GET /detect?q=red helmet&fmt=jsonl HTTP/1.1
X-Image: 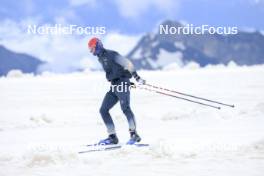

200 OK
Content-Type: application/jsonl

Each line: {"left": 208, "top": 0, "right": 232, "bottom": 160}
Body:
{"left": 88, "top": 37, "right": 103, "bottom": 55}
{"left": 88, "top": 37, "right": 100, "bottom": 49}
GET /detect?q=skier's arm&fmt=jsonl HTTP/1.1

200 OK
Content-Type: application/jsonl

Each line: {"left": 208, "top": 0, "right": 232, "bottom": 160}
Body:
{"left": 114, "top": 55, "right": 136, "bottom": 73}
{"left": 114, "top": 55, "right": 146, "bottom": 84}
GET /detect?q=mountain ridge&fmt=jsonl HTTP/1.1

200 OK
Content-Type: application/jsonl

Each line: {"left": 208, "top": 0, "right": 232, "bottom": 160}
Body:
{"left": 127, "top": 20, "right": 264, "bottom": 69}
{"left": 0, "top": 45, "right": 44, "bottom": 76}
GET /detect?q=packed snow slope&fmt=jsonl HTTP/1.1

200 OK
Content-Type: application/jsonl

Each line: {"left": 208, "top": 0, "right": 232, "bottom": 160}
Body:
{"left": 1, "top": 66, "right": 264, "bottom": 176}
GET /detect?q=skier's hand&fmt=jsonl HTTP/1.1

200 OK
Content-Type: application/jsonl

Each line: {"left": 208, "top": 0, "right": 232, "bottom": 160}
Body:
{"left": 132, "top": 72, "right": 146, "bottom": 85}
{"left": 137, "top": 78, "right": 146, "bottom": 85}
{"left": 130, "top": 82, "right": 136, "bottom": 88}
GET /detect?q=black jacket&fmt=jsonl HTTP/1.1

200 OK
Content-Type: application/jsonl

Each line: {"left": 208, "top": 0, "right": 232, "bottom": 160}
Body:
{"left": 97, "top": 49, "right": 132, "bottom": 82}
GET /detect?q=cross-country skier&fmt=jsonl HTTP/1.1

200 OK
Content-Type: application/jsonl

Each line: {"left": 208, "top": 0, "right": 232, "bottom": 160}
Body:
{"left": 88, "top": 37, "right": 146, "bottom": 145}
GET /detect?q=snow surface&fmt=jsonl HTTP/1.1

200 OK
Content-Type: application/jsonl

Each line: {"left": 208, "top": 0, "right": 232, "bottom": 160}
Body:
{"left": 1, "top": 66, "right": 264, "bottom": 176}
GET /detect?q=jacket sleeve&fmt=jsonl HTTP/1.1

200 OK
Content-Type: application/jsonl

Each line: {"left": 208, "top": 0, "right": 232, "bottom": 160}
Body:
{"left": 114, "top": 55, "right": 136, "bottom": 74}
{"left": 114, "top": 53, "right": 142, "bottom": 81}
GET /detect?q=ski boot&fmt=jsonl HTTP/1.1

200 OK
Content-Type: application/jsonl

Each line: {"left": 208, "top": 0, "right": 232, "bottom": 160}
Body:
{"left": 98, "top": 134, "right": 119, "bottom": 145}
{"left": 127, "top": 130, "right": 141, "bottom": 145}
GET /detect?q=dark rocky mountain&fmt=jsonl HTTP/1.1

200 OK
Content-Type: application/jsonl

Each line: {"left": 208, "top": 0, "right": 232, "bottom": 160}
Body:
{"left": 0, "top": 45, "right": 44, "bottom": 76}
{"left": 127, "top": 20, "right": 264, "bottom": 69}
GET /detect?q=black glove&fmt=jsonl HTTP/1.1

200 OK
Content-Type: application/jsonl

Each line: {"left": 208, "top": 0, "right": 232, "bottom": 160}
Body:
{"left": 132, "top": 72, "right": 146, "bottom": 85}
{"left": 130, "top": 82, "right": 136, "bottom": 88}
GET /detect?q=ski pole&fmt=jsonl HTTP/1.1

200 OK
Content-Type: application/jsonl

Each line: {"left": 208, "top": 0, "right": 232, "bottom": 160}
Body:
{"left": 145, "top": 83, "right": 235, "bottom": 108}
{"left": 136, "top": 85, "right": 221, "bottom": 110}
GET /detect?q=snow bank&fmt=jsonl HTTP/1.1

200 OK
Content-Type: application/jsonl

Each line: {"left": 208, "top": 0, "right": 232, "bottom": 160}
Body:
{"left": 1, "top": 66, "right": 264, "bottom": 176}
{"left": 29, "top": 114, "right": 53, "bottom": 126}
{"left": 5, "top": 69, "right": 35, "bottom": 78}
{"left": 6, "top": 69, "right": 24, "bottom": 78}
{"left": 23, "top": 147, "right": 78, "bottom": 167}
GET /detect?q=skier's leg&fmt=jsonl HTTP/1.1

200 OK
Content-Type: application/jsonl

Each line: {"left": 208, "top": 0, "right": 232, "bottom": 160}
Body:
{"left": 115, "top": 87, "right": 136, "bottom": 132}
{"left": 115, "top": 87, "right": 141, "bottom": 144}
{"left": 99, "top": 91, "right": 118, "bottom": 135}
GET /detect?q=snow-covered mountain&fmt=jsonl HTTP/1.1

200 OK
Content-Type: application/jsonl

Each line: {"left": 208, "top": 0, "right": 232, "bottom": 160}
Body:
{"left": 0, "top": 45, "right": 44, "bottom": 76}
{"left": 127, "top": 20, "right": 264, "bottom": 70}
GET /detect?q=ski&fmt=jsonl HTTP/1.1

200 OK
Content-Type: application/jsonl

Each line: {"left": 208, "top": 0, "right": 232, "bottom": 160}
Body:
{"left": 78, "top": 143, "right": 149, "bottom": 154}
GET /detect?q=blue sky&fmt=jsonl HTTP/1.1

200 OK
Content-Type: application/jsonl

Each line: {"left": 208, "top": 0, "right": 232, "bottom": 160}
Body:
{"left": 1, "top": 0, "right": 264, "bottom": 34}
{"left": 0, "top": 0, "right": 264, "bottom": 72}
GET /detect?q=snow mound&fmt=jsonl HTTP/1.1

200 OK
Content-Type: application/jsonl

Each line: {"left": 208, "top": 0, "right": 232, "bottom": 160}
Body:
{"left": 23, "top": 146, "right": 78, "bottom": 167}
{"left": 6, "top": 69, "right": 34, "bottom": 78}
{"left": 6, "top": 69, "right": 24, "bottom": 78}
{"left": 184, "top": 61, "right": 200, "bottom": 69}
{"left": 143, "top": 139, "right": 264, "bottom": 160}
{"left": 227, "top": 61, "right": 238, "bottom": 68}
{"left": 29, "top": 114, "right": 53, "bottom": 125}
